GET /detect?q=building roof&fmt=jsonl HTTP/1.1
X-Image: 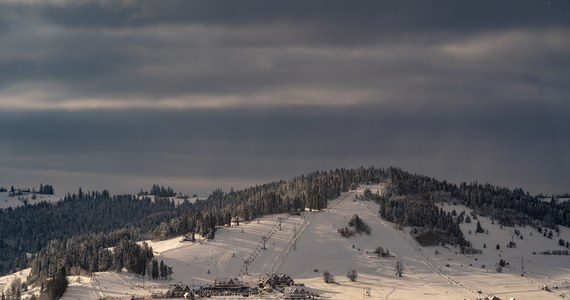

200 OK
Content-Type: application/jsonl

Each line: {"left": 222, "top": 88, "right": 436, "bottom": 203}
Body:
{"left": 283, "top": 285, "right": 312, "bottom": 299}
{"left": 214, "top": 277, "right": 241, "bottom": 286}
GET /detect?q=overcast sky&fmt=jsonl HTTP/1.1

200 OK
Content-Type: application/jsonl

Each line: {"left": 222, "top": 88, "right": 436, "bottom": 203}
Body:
{"left": 1, "top": 0, "right": 568, "bottom": 196}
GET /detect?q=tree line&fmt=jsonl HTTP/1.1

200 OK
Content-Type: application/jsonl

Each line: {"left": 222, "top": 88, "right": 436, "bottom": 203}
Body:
{"left": 29, "top": 229, "right": 172, "bottom": 289}
{"left": 0, "top": 189, "right": 187, "bottom": 276}
{"left": 149, "top": 184, "right": 176, "bottom": 197}
{"left": 151, "top": 167, "right": 388, "bottom": 240}
{"left": 38, "top": 184, "right": 54, "bottom": 195}
{"left": 384, "top": 168, "right": 570, "bottom": 229}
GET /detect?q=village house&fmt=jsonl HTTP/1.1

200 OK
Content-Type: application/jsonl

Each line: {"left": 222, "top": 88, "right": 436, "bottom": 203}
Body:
{"left": 167, "top": 284, "right": 192, "bottom": 298}
{"left": 231, "top": 216, "right": 244, "bottom": 226}
{"left": 260, "top": 273, "right": 294, "bottom": 289}
{"left": 282, "top": 285, "right": 313, "bottom": 300}
{"left": 198, "top": 277, "right": 249, "bottom": 297}
{"left": 214, "top": 277, "right": 241, "bottom": 289}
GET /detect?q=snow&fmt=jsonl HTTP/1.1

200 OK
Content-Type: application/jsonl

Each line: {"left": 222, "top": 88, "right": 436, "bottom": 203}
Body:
{"left": 0, "top": 268, "right": 31, "bottom": 296}
{"left": 3, "top": 185, "right": 570, "bottom": 299}
{"left": 435, "top": 202, "right": 570, "bottom": 298}
{"left": 0, "top": 191, "right": 60, "bottom": 210}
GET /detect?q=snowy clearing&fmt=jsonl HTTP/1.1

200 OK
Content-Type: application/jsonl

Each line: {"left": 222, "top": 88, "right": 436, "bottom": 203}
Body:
{"left": 0, "top": 191, "right": 60, "bottom": 210}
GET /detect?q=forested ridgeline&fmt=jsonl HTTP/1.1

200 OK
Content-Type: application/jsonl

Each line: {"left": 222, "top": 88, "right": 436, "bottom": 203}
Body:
{"left": 385, "top": 170, "right": 570, "bottom": 228}
{"left": 360, "top": 169, "right": 569, "bottom": 251}
{"left": 0, "top": 190, "right": 185, "bottom": 276}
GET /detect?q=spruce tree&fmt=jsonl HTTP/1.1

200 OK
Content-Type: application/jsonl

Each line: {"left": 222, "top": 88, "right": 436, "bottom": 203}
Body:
{"left": 151, "top": 259, "right": 159, "bottom": 280}
{"left": 159, "top": 260, "right": 166, "bottom": 279}
{"left": 475, "top": 221, "right": 484, "bottom": 233}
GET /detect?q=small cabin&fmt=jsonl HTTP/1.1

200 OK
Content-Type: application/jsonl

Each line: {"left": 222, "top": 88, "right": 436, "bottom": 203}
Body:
{"left": 168, "top": 285, "right": 184, "bottom": 297}
{"left": 231, "top": 216, "right": 244, "bottom": 226}
{"left": 214, "top": 277, "right": 241, "bottom": 288}
{"left": 283, "top": 285, "right": 312, "bottom": 299}
{"left": 261, "top": 273, "right": 294, "bottom": 288}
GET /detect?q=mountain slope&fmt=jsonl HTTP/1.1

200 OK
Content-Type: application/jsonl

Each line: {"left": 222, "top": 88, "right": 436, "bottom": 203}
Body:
{"left": 42, "top": 185, "right": 569, "bottom": 299}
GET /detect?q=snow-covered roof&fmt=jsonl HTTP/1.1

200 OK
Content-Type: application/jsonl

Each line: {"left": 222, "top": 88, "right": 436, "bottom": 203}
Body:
{"left": 214, "top": 277, "right": 241, "bottom": 286}
{"left": 283, "top": 285, "right": 311, "bottom": 299}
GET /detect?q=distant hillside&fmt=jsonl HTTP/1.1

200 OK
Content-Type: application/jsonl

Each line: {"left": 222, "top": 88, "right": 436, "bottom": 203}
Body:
{"left": 2, "top": 167, "right": 568, "bottom": 288}
{"left": 384, "top": 170, "right": 570, "bottom": 228}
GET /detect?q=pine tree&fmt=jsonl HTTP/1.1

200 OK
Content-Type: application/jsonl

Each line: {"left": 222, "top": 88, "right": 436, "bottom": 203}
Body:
{"left": 54, "top": 267, "right": 68, "bottom": 298}
{"left": 159, "top": 260, "right": 165, "bottom": 279}
{"left": 476, "top": 221, "right": 484, "bottom": 233}
{"left": 151, "top": 259, "right": 159, "bottom": 280}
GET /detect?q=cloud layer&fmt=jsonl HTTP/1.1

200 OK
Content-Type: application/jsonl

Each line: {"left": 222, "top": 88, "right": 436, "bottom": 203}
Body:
{"left": 0, "top": 1, "right": 568, "bottom": 195}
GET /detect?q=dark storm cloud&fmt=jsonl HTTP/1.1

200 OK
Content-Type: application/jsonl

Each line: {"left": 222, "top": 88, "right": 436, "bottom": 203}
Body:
{"left": 0, "top": 0, "right": 568, "bottom": 195}
{"left": 5, "top": 1, "right": 569, "bottom": 31}
{"left": 0, "top": 0, "right": 568, "bottom": 106}
{"left": 1, "top": 101, "right": 568, "bottom": 194}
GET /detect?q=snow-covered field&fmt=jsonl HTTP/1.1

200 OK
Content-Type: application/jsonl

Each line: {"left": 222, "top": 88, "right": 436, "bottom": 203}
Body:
{"left": 435, "top": 202, "right": 570, "bottom": 299}
{"left": 3, "top": 185, "right": 570, "bottom": 299}
{"left": 0, "top": 191, "right": 60, "bottom": 209}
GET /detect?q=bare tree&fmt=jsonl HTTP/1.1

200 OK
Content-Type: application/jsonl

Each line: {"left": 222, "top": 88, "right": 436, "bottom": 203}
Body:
{"left": 395, "top": 261, "right": 404, "bottom": 277}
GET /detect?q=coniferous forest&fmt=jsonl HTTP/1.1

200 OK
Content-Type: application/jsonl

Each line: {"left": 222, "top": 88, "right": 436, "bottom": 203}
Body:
{"left": 1, "top": 167, "right": 569, "bottom": 291}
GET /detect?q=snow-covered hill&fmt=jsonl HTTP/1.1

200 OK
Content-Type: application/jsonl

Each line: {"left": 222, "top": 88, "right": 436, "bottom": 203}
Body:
{"left": 0, "top": 191, "right": 60, "bottom": 210}
{"left": 4, "top": 185, "right": 570, "bottom": 299}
